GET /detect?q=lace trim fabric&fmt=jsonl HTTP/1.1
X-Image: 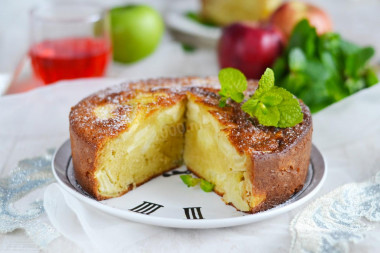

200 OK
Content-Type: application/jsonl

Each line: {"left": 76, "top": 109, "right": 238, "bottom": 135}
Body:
{"left": 290, "top": 171, "right": 380, "bottom": 252}
{"left": 0, "top": 149, "right": 60, "bottom": 247}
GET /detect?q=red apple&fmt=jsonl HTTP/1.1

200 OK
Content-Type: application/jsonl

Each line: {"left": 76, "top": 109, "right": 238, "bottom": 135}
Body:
{"left": 218, "top": 22, "right": 284, "bottom": 80}
{"left": 270, "top": 1, "right": 333, "bottom": 39}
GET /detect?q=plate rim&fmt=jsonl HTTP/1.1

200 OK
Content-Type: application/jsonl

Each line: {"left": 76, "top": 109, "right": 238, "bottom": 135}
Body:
{"left": 165, "top": 4, "right": 221, "bottom": 48}
{"left": 52, "top": 139, "right": 326, "bottom": 229}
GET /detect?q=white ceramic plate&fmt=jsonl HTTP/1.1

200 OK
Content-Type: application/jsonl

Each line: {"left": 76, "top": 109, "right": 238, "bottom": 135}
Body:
{"left": 165, "top": 2, "right": 221, "bottom": 48}
{"left": 53, "top": 139, "right": 326, "bottom": 229}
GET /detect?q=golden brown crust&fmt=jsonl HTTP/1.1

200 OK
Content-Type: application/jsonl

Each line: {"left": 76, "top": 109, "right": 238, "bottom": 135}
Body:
{"left": 69, "top": 77, "right": 312, "bottom": 212}
{"left": 70, "top": 124, "right": 100, "bottom": 199}
{"left": 187, "top": 86, "right": 312, "bottom": 213}
{"left": 249, "top": 127, "right": 312, "bottom": 212}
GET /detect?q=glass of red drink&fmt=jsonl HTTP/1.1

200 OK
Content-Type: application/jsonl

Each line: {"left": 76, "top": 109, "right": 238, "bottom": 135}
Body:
{"left": 29, "top": 3, "right": 111, "bottom": 85}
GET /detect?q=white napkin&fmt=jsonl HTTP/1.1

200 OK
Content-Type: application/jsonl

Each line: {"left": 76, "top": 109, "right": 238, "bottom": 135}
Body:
{"left": 44, "top": 184, "right": 162, "bottom": 252}
{"left": 44, "top": 84, "right": 380, "bottom": 253}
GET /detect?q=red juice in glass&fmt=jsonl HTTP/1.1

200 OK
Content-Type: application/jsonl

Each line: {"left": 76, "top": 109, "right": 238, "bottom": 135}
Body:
{"left": 30, "top": 37, "right": 111, "bottom": 85}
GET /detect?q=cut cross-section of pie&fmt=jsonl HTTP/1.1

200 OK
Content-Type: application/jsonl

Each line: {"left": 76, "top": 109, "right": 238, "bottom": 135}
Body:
{"left": 69, "top": 77, "right": 312, "bottom": 213}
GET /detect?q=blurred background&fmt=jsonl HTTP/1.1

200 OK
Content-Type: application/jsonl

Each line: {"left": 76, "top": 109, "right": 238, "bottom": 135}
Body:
{"left": 2, "top": 0, "right": 380, "bottom": 72}
{"left": 1, "top": 0, "right": 379, "bottom": 111}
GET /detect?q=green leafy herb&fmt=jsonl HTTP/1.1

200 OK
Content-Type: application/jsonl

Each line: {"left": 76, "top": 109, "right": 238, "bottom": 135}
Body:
{"left": 180, "top": 175, "right": 215, "bottom": 193}
{"left": 200, "top": 179, "right": 215, "bottom": 192}
{"left": 217, "top": 67, "right": 303, "bottom": 128}
{"left": 241, "top": 68, "right": 303, "bottom": 127}
{"left": 218, "top": 68, "right": 247, "bottom": 107}
{"left": 273, "top": 19, "right": 378, "bottom": 113}
{"left": 180, "top": 175, "right": 200, "bottom": 187}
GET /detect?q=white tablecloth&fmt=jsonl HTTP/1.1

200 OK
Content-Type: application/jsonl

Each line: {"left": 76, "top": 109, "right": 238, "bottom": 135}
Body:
{"left": 0, "top": 72, "right": 380, "bottom": 253}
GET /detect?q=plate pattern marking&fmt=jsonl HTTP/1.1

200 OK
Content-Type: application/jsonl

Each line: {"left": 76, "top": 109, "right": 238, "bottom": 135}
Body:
{"left": 184, "top": 207, "right": 204, "bottom": 219}
{"left": 162, "top": 169, "right": 191, "bottom": 177}
{"left": 129, "top": 201, "right": 164, "bottom": 215}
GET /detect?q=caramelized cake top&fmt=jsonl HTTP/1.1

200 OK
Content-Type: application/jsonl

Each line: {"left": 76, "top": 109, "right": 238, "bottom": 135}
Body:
{"left": 70, "top": 77, "right": 219, "bottom": 143}
{"left": 69, "top": 77, "right": 311, "bottom": 153}
{"left": 188, "top": 87, "right": 312, "bottom": 154}
{"left": 69, "top": 88, "right": 186, "bottom": 144}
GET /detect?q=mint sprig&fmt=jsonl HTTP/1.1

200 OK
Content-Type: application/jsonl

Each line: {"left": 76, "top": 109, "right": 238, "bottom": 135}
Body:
{"left": 218, "top": 68, "right": 247, "bottom": 107}
{"left": 242, "top": 69, "right": 303, "bottom": 127}
{"left": 180, "top": 175, "right": 215, "bottom": 192}
{"left": 218, "top": 68, "right": 303, "bottom": 128}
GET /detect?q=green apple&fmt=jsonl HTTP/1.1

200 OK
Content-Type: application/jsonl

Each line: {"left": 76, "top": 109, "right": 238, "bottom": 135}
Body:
{"left": 110, "top": 5, "right": 164, "bottom": 63}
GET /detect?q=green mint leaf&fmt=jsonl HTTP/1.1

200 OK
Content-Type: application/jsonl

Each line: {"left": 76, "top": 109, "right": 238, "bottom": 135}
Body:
{"left": 241, "top": 98, "right": 258, "bottom": 116}
{"left": 344, "top": 53, "right": 359, "bottom": 78}
{"left": 365, "top": 68, "right": 379, "bottom": 87}
{"left": 357, "top": 47, "right": 375, "bottom": 67}
{"left": 281, "top": 72, "right": 308, "bottom": 95}
{"left": 277, "top": 96, "right": 303, "bottom": 128}
{"left": 288, "top": 19, "right": 317, "bottom": 58}
{"left": 230, "top": 91, "right": 245, "bottom": 103}
{"left": 200, "top": 179, "right": 214, "bottom": 192}
{"left": 319, "top": 33, "right": 341, "bottom": 55}
{"left": 242, "top": 69, "right": 303, "bottom": 128}
{"left": 289, "top": 48, "right": 306, "bottom": 72}
{"left": 254, "top": 68, "right": 275, "bottom": 98}
{"left": 180, "top": 175, "right": 200, "bottom": 187}
{"left": 254, "top": 103, "right": 280, "bottom": 127}
{"left": 219, "top": 68, "right": 247, "bottom": 93}
{"left": 260, "top": 89, "right": 284, "bottom": 106}
{"left": 218, "top": 68, "right": 247, "bottom": 105}
{"left": 320, "top": 52, "right": 337, "bottom": 74}
{"left": 304, "top": 60, "right": 331, "bottom": 82}
{"left": 273, "top": 57, "right": 287, "bottom": 79}
{"left": 344, "top": 78, "right": 365, "bottom": 94}
{"left": 340, "top": 40, "right": 360, "bottom": 54}
{"left": 344, "top": 45, "right": 375, "bottom": 78}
